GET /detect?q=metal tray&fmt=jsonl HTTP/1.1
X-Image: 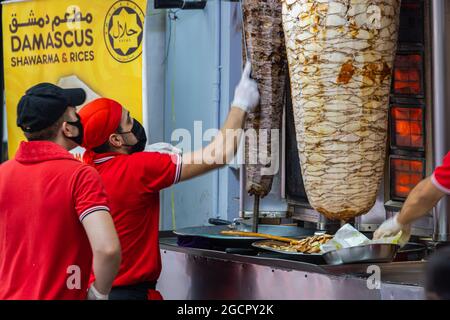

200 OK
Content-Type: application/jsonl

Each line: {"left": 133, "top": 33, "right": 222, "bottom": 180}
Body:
{"left": 174, "top": 225, "right": 314, "bottom": 249}
{"left": 394, "top": 242, "right": 427, "bottom": 262}
{"left": 252, "top": 240, "right": 326, "bottom": 264}
{"left": 323, "top": 243, "right": 400, "bottom": 265}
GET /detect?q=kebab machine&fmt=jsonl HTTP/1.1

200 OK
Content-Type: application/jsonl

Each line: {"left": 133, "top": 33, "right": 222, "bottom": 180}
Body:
{"left": 158, "top": 0, "right": 450, "bottom": 299}
{"left": 241, "top": 0, "right": 450, "bottom": 243}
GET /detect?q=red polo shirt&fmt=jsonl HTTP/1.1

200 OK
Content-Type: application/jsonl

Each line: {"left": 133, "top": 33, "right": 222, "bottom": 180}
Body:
{"left": 431, "top": 151, "right": 450, "bottom": 194}
{"left": 89, "top": 151, "right": 181, "bottom": 287}
{"left": 0, "top": 141, "right": 110, "bottom": 300}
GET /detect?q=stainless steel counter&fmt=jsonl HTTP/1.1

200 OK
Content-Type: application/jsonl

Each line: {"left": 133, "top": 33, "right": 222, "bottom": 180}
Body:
{"left": 157, "top": 236, "right": 426, "bottom": 300}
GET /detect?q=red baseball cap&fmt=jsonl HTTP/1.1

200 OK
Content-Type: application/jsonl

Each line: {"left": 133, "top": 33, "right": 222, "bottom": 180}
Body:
{"left": 79, "top": 98, "right": 123, "bottom": 150}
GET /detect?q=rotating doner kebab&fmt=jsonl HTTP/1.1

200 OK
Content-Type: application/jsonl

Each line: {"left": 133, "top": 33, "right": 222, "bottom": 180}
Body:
{"left": 241, "top": 0, "right": 288, "bottom": 198}
{"left": 281, "top": 0, "right": 401, "bottom": 220}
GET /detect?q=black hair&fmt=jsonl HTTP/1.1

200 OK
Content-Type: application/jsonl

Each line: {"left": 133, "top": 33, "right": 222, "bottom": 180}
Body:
{"left": 425, "top": 246, "right": 450, "bottom": 300}
{"left": 24, "top": 113, "right": 66, "bottom": 141}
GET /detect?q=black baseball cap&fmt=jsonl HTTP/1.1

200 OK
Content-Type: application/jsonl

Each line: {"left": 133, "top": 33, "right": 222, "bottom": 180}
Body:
{"left": 17, "top": 82, "right": 86, "bottom": 132}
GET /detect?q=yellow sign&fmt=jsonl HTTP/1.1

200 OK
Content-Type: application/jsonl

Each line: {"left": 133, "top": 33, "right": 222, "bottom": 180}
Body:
{"left": 2, "top": 0, "right": 147, "bottom": 158}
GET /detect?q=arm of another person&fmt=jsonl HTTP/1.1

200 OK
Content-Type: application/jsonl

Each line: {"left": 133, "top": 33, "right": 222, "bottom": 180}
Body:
{"left": 179, "top": 62, "right": 259, "bottom": 182}
{"left": 82, "top": 211, "right": 121, "bottom": 297}
{"left": 73, "top": 165, "right": 121, "bottom": 299}
{"left": 397, "top": 177, "right": 444, "bottom": 224}
{"left": 374, "top": 177, "right": 445, "bottom": 239}
{"left": 375, "top": 151, "right": 450, "bottom": 240}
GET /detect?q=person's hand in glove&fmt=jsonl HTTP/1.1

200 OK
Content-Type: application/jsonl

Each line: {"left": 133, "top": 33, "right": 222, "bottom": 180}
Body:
{"left": 373, "top": 213, "right": 411, "bottom": 245}
{"left": 231, "top": 61, "right": 260, "bottom": 113}
{"left": 374, "top": 176, "right": 448, "bottom": 245}
{"left": 87, "top": 284, "right": 109, "bottom": 300}
{"left": 145, "top": 142, "right": 182, "bottom": 155}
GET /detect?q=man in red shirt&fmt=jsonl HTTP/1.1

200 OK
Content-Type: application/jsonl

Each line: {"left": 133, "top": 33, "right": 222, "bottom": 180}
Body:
{"left": 0, "top": 83, "right": 121, "bottom": 300}
{"left": 374, "top": 152, "right": 450, "bottom": 241}
{"left": 79, "top": 62, "right": 259, "bottom": 299}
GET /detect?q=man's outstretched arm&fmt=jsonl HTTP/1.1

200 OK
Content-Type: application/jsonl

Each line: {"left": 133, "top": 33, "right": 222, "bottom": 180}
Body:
{"left": 180, "top": 62, "right": 259, "bottom": 182}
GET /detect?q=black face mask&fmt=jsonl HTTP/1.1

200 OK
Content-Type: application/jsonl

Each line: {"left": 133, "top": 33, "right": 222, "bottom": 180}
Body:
{"left": 121, "top": 119, "right": 147, "bottom": 153}
{"left": 66, "top": 114, "right": 84, "bottom": 146}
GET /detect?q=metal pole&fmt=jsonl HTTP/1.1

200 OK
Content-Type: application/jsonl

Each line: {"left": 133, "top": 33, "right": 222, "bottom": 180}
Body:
{"left": 431, "top": 0, "right": 450, "bottom": 242}
{"left": 213, "top": 0, "right": 221, "bottom": 221}
{"left": 252, "top": 195, "right": 259, "bottom": 233}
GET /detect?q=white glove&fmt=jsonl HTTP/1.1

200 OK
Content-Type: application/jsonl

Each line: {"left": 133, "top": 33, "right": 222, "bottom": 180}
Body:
{"left": 373, "top": 214, "right": 411, "bottom": 242}
{"left": 87, "top": 284, "right": 109, "bottom": 300}
{"left": 144, "top": 142, "right": 182, "bottom": 155}
{"left": 231, "top": 61, "right": 260, "bottom": 112}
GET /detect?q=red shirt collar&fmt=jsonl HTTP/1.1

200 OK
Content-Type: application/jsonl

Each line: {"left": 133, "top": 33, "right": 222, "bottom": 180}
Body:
{"left": 92, "top": 152, "right": 122, "bottom": 165}
{"left": 15, "top": 141, "right": 77, "bottom": 163}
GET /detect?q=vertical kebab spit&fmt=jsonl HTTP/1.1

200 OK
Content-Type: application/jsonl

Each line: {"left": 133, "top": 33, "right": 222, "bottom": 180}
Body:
{"left": 242, "top": 0, "right": 288, "bottom": 198}
{"left": 281, "top": 0, "right": 401, "bottom": 220}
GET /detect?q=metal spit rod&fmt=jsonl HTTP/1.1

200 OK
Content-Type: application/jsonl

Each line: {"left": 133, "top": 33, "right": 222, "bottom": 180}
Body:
{"left": 239, "top": 0, "right": 249, "bottom": 63}
{"left": 431, "top": 0, "right": 450, "bottom": 242}
{"left": 241, "top": 0, "right": 257, "bottom": 230}
{"left": 252, "top": 195, "right": 260, "bottom": 233}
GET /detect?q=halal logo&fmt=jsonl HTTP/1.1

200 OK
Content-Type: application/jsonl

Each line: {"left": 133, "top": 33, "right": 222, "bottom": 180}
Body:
{"left": 104, "top": 0, "right": 144, "bottom": 63}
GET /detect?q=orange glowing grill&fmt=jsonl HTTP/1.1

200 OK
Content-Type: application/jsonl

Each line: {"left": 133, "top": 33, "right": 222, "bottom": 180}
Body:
{"left": 390, "top": 156, "right": 425, "bottom": 200}
{"left": 393, "top": 54, "right": 423, "bottom": 95}
{"left": 388, "top": 49, "right": 426, "bottom": 202}
{"left": 384, "top": 1, "right": 427, "bottom": 207}
{"left": 390, "top": 105, "right": 425, "bottom": 150}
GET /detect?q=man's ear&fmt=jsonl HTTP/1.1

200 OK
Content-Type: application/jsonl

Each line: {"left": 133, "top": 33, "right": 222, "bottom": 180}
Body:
{"left": 61, "top": 121, "right": 75, "bottom": 138}
{"left": 109, "top": 133, "right": 123, "bottom": 148}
